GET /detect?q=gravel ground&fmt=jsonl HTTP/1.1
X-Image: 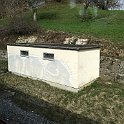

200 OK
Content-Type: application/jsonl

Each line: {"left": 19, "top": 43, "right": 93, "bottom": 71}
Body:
{"left": 0, "top": 91, "right": 57, "bottom": 124}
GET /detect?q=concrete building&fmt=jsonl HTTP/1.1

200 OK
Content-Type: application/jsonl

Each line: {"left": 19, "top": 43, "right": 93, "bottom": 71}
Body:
{"left": 7, "top": 43, "right": 100, "bottom": 92}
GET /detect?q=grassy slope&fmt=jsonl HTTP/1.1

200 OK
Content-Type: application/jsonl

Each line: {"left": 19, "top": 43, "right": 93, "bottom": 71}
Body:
{"left": 37, "top": 4, "right": 124, "bottom": 43}
{"left": 0, "top": 72, "right": 124, "bottom": 124}
{"left": 0, "top": 4, "right": 124, "bottom": 43}
{"left": 0, "top": 60, "right": 124, "bottom": 124}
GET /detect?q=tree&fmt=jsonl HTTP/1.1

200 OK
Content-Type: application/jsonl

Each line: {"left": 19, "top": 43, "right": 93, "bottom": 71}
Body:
{"left": 0, "top": 0, "right": 28, "bottom": 19}
{"left": 0, "top": 0, "right": 6, "bottom": 18}
{"left": 95, "top": 0, "right": 120, "bottom": 10}
{"left": 0, "top": 0, "right": 16, "bottom": 18}
{"left": 80, "top": 0, "right": 98, "bottom": 18}
{"left": 28, "top": 0, "right": 45, "bottom": 21}
{"left": 0, "top": 0, "right": 45, "bottom": 21}
{"left": 69, "top": 0, "right": 121, "bottom": 18}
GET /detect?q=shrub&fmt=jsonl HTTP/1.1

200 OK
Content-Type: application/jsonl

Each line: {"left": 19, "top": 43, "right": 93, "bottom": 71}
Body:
{"left": 0, "top": 26, "right": 10, "bottom": 36}
{"left": 9, "top": 15, "right": 39, "bottom": 35}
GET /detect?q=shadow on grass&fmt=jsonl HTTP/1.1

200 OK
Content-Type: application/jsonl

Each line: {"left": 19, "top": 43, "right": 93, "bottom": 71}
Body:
{"left": 0, "top": 119, "right": 7, "bottom": 124}
{"left": 0, "top": 83, "right": 100, "bottom": 124}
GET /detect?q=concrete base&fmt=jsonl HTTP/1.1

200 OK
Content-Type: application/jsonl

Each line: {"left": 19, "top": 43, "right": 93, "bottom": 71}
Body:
{"left": 11, "top": 72, "right": 96, "bottom": 92}
{"left": 44, "top": 79, "right": 97, "bottom": 92}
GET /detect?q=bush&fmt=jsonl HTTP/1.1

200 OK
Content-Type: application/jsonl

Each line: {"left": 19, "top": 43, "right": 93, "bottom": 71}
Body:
{"left": 0, "top": 15, "right": 40, "bottom": 49}
{"left": 39, "top": 12, "right": 57, "bottom": 20}
{"left": 0, "top": 26, "right": 10, "bottom": 36}
{"left": 9, "top": 15, "right": 39, "bottom": 35}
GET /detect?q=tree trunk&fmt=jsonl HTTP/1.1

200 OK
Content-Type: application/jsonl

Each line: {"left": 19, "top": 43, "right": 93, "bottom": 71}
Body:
{"left": 33, "top": 8, "right": 37, "bottom": 21}
{"left": 93, "top": 5, "right": 98, "bottom": 18}
{"left": 82, "top": 3, "right": 88, "bottom": 17}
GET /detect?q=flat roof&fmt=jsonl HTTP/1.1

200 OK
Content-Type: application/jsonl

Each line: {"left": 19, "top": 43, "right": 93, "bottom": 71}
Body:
{"left": 7, "top": 43, "right": 100, "bottom": 51}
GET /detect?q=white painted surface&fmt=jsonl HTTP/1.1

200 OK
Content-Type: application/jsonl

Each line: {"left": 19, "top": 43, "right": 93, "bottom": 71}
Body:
{"left": 78, "top": 49, "right": 100, "bottom": 88}
{"left": 7, "top": 45, "right": 100, "bottom": 91}
{"left": 7, "top": 46, "right": 78, "bottom": 88}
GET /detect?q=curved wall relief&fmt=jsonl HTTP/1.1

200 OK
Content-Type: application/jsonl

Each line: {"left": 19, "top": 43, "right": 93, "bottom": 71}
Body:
{"left": 43, "top": 60, "right": 72, "bottom": 86}
{"left": 27, "top": 56, "right": 44, "bottom": 79}
{"left": 8, "top": 55, "right": 72, "bottom": 86}
{"left": 9, "top": 55, "right": 44, "bottom": 79}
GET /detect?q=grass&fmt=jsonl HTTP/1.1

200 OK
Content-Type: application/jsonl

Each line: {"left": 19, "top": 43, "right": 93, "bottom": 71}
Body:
{"left": 0, "top": 18, "right": 9, "bottom": 26}
{"left": 36, "top": 4, "right": 124, "bottom": 44}
{"left": 0, "top": 4, "right": 124, "bottom": 44}
{"left": 0, "top": 60, "right": 124, "bottom": 124}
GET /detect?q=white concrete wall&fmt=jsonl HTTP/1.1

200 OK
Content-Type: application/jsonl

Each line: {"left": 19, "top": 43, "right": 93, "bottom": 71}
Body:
{"left": 7, "top": 45, "right": 79, "bottom": 88}
{"left": 7, "top": 45, "right": 100, "bottom": 91}
{"left": 78, "top": 49, "right": 100, "bottom": 88}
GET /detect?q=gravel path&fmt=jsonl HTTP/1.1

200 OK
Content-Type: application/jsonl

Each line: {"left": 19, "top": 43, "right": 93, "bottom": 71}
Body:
{"left": 0, "top": 91, "right": 57, "bottom": 124}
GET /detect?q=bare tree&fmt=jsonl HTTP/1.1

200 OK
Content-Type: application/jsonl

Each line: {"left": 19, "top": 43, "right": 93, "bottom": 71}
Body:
{"left": 0, "top": 0, "right": 28, "bottom": 19}
{"left": 28, "top": 0, "right": 45, "bottom": 21}
{"left": 0, "top": 0, "right": 6, "bottom": 19}
{"left": 69, "top": 0, "right": 121, "bottom": 18}
{"left": 0, "top": 0, "right": 45, "bottom": 21}
{"left": 95, "top": 0, "right": 121, "bottom": 10}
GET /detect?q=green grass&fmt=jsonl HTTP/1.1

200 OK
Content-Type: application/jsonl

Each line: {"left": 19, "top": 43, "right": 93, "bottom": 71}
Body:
{"left": 0, "top": 4, "right": 124, "bottom": 44}
{"left": 36, "top": 4, "right": 124, "bottom": 43}
{"left": 0, "top": 18, "right": 9, "bottom": 27}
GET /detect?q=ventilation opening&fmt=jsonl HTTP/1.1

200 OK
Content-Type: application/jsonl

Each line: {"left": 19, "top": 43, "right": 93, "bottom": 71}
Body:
{"left": 20, "top": 50, "right": 29, "bottom": 57}
{"left": 43, "top": 53, "right": 54, "bottom": 60}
